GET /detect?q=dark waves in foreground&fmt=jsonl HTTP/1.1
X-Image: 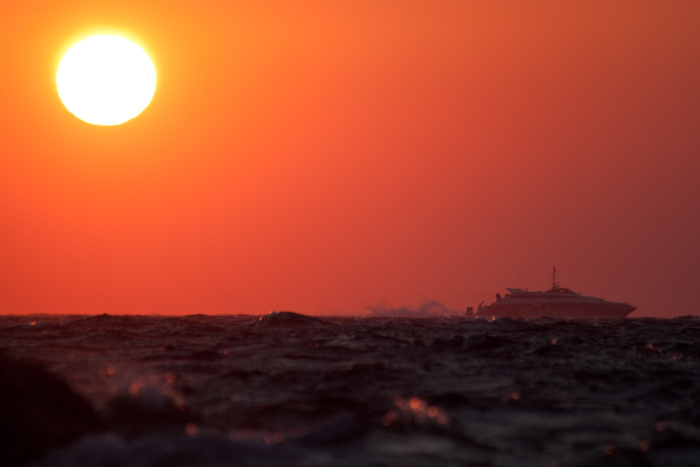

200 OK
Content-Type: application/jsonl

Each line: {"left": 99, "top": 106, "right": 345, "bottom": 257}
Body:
{"left": 1, "top": 313, "right": 700, "bottom": 466}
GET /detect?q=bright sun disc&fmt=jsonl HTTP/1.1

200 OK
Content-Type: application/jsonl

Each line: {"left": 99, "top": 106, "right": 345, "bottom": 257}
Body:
{"left": 57, "top": 35, "right": 156, "bottom": 126}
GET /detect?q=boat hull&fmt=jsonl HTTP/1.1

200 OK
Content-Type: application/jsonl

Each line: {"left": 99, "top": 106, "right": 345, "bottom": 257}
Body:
{"left": 475, "top": 302, "right": 636, "bottom": 319}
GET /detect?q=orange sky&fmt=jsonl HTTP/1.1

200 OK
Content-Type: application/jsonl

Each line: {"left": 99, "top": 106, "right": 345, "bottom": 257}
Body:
{"left": 1, "top": 1, "right": 699, "bottom": 317}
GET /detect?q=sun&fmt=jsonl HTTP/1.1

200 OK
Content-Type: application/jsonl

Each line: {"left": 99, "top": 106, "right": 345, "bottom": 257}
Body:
{"left": 57, "top": 35, "right": 156, "bottom": 126}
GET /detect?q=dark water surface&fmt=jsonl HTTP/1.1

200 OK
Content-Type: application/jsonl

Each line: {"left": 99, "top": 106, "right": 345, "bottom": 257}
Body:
{"left": 1, "top": 314, "right": 700, "bottom": 466}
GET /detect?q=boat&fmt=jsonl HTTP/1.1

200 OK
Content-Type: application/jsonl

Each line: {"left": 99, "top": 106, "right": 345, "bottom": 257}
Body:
{"left": 471, "top": 268, "right": 636, "bottom": 319}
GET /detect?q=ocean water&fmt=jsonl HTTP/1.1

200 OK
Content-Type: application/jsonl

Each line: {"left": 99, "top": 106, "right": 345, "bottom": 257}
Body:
{"left": 1, "top": 313, "right": 700, "bottom": 466}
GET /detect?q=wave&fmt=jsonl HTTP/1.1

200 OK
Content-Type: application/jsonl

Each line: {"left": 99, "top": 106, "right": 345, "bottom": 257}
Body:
{"left": 367, "top": 298, "right": 462, "bottom": 318}
{"left": 255, "top": 311, "right": 330, "bottom": 327}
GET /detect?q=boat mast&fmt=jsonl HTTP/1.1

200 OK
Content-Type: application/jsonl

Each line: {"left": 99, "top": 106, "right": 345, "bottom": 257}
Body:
{"left": 551, "top": 267, "right": 559, "bottom": 289}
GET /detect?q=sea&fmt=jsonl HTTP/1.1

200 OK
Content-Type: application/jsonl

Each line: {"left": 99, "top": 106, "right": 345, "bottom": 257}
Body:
{"left": 1, "top": 313, "right": 699, "bottom": 466}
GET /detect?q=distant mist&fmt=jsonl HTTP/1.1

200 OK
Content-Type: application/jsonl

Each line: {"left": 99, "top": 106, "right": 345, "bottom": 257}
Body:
{"left": 367, "top": 299, "right": 463, "bottom": 318}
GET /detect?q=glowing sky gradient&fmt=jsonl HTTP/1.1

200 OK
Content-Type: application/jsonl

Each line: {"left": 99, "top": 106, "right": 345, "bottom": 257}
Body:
{"left": 1, "top": 1, "right": 698, "bottom": 317}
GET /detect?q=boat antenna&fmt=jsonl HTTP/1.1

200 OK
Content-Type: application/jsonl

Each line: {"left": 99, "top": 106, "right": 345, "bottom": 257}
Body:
{"left": 551, "top": 267, "right": 559, "bottom": 289}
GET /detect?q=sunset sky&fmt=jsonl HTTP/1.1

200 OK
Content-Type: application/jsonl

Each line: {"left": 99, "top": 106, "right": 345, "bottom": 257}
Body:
{"left": 1, "top": 1, "right": 698, "bottom": 317}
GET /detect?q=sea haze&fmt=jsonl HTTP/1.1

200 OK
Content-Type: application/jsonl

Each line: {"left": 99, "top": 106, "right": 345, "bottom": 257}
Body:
{"left": 1, "top": 313, "right": 699, "bottom": 466}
